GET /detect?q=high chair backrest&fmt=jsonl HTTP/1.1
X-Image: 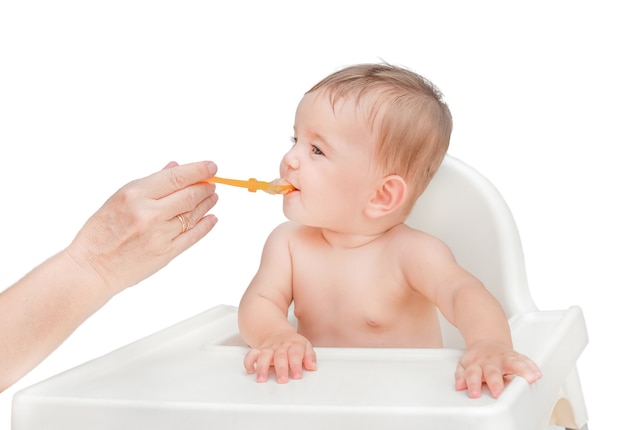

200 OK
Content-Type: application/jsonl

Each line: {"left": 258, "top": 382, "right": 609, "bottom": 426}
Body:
{"left": 406, "top": 155, "right": 538, "bottom": 347}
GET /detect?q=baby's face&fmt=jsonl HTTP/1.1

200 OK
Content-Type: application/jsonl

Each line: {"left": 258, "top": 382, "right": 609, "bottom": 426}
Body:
{"left": 279, "top": 90, "right": 382, "bottom": 232}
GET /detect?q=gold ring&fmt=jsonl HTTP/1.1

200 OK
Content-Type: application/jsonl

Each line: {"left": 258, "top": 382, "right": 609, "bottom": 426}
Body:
{"left": 176, "top": 214, "right": 190, "bottom": 234}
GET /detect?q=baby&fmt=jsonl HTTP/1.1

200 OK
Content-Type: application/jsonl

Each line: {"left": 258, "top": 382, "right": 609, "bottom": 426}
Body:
{"left": 238, "top": 63, "right": 542, "bottom": 398}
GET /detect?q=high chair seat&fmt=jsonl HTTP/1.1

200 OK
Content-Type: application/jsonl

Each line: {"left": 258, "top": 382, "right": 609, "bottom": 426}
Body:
{"left": 11, "top": 156, "right": 589, "bottom": 430}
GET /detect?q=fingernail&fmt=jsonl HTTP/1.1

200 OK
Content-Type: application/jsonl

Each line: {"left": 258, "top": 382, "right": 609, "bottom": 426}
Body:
{"left": 206, "top": 161, "right": 217, "bottom": 174}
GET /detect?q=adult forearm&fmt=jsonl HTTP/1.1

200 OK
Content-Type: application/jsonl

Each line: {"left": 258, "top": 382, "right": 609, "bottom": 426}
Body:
{"left": 0, "top": 249, "right": 115, "bottom": 392}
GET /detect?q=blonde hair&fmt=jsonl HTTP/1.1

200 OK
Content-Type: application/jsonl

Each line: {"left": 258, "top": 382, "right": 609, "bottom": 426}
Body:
{"left": 307, "top": 63, "right": 452, "bottom": 211}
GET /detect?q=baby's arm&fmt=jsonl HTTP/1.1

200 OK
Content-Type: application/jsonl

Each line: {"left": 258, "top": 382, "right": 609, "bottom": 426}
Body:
{"left": 402, "top": 231, "right": 542, "bottom": 398}
{"left": 448, "top": 279, "right": 542, "bottom": 398}
{"left": 238, "top": 222, "right": 316, "bottom": 383}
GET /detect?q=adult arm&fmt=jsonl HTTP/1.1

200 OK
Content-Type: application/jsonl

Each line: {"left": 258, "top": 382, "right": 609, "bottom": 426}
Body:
{"left": 0, "top": 161, "right": 218, "bottom": 391}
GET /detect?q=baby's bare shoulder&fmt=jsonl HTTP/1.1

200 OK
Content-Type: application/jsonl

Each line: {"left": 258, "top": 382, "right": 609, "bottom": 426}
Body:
{"left": 390, "top": 223, "right": 446, "bottom": 244}
{"left": 389, "top": 224, "right": 454, "bottom": 259}
{"left": 269, "top": 222, "right": 321, "bottom": 244}
{"left": 270, "top": 220, "right": 300, "bottom": 235}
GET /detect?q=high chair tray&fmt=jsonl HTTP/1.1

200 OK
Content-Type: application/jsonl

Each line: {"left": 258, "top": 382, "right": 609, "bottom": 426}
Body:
{"left": 12, "top": 305, "right": 587, "bottom": 430}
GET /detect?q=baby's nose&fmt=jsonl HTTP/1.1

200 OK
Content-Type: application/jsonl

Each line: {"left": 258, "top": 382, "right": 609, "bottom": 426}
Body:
{"left": 282, "top": 149, "right": 300, "bottom": 170}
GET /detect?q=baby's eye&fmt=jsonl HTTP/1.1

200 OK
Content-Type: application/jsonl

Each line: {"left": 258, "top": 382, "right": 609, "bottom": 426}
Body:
{"left": 311, "top": 145, "right": 324, "bottom": 156}
{"left": 290, "top": 136, "right": 297, "bottom": 145}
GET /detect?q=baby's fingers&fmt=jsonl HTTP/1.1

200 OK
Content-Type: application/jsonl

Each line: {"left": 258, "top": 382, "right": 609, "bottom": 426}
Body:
{"left": 483, "top": 364, "right": 506, "bottom": 398}
{"left": 504, "top": 355, "right": 543, "bottom": 384}
{"left": 456, "top": 363, "right": 485, "bottom": 398}
{"left": 243, "top": 348, "right": 261, "bottom": 374}
{"left": 243, "top": 340, "right": 317, "bottom": 384}
{"left": 302, "top": 341, "right": 317, "bottom": 372}
{"left": 274, "top": 348, "right": 291, "bottom": 384}
{"left": 286, "top": 341, "right": 317, "bottom": 380}
{"left": 254, "top": 349, "right": 275, "bottom": 382}
{"left": 243, "top": 348, "right": 274, "bottom": 383}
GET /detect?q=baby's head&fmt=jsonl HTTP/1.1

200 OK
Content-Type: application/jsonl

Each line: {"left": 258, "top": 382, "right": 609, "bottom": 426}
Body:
{"left": 306, "top": 63, "right": 452, "bottom": 214}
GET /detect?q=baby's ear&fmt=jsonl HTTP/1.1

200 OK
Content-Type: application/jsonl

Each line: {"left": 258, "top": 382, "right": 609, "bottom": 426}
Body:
{"left": 365, "top": 175, "right": 408, "bottom": 219}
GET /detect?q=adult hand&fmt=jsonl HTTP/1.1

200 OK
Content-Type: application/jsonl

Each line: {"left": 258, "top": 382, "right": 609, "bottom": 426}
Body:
{"left": 67, "top": 160, "right": 219, "bottom": 294}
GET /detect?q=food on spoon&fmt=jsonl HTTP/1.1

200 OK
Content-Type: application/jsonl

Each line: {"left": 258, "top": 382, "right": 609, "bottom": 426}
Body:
{"left": 267, "top": 178, "right": 295, "bottom": 195}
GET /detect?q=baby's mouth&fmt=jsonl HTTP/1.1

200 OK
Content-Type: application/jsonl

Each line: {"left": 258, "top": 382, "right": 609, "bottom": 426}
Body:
{"left": 269, "top": 178, "right": 296, "bottom": 195}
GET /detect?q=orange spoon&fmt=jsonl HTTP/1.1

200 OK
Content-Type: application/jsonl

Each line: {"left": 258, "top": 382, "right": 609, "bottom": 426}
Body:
{"left": 207, "top": 176, "right": 295, "bottom": 195}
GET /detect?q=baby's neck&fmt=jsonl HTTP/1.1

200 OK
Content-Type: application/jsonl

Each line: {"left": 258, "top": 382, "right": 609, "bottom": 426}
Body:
{"left": 319, "top": 226, "right": 397, "bottom": 249}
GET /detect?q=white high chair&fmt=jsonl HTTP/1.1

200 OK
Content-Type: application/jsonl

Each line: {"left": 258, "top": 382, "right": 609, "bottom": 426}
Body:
{"left": 11, "top": 155, "right": 589, "bottom": 430}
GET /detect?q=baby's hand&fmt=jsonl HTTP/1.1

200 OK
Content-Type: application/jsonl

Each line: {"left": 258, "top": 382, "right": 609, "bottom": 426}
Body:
{"left": 455, "top": 341, "right": 542, "bottom": 398}
{"left": 243, "top": 332, "right": 317, "bottom": 383}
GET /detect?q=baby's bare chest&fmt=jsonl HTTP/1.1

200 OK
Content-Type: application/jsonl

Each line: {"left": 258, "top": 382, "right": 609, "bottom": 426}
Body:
{"left": 288, "top": 242, "right": 441, "bottom": 347}
{"left": 290, "top": 245, "right": 411, "bottom": 311}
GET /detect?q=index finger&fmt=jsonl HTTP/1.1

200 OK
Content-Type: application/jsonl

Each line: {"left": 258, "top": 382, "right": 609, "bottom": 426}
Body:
{"left": 147, "top": 161, "right": 218, "bottom": 199}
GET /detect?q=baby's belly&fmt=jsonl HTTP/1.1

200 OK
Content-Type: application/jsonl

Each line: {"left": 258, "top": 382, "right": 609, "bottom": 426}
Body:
{"left": 296, "top": 309, "right": 443, "bottom": 348}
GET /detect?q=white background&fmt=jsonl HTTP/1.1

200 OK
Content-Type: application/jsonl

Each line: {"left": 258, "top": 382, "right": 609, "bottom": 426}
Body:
{"left": 1, "top": 1, "right": 623, "bottom": 428}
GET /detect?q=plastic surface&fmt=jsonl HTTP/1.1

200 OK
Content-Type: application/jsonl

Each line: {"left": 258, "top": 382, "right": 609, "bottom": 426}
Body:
{"left": 11, "top": 305, "right": 588, "bottom": 430}
{"left": 12, "top": 156, "right": 589, "bottom": 429}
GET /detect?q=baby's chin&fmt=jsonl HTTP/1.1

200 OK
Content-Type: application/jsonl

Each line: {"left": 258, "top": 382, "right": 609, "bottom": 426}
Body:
{"left": 281, "top": 200, "right": 308, "bottom": 225}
